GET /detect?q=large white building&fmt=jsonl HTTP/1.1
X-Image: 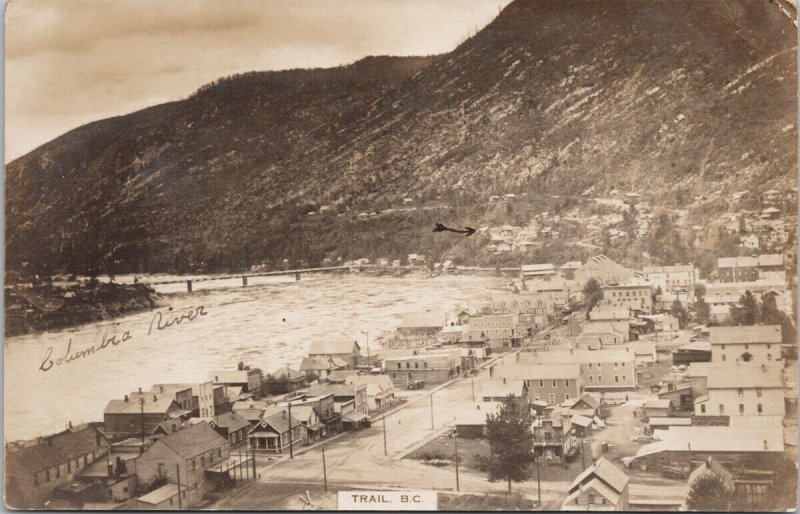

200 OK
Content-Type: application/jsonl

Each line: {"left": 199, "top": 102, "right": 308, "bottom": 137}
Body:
{"left": 694, "top": 363, "right": 785, "bottom": 417}
{"left": 709, "top": 325, "right": 783, "bottom": 365}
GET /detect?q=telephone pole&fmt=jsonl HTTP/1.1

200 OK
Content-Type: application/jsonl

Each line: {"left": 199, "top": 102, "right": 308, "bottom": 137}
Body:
{"left": 430, "top": 393, "right": 435, "bottom": 429}
{"left": 288, "top": 403, "right": 294, "bottom": 458}
{"left": 176, "top": 463, "right": 182, "bottom": 509}
{"left": 471, "top": 376, "right": 475, "bottom": 402}
{"left": 581, "top": 438, "right": 586, "bottom": 470}
{"left": 139, "top": 397, "right": 145, "bottom": 447}
{"left": 382, "top": 416, "right": 388, "bottom": 456}
{"left": 454, "top": 434, "right": 460, "bottom": 492}
{"left": 535, "top": 456, "right": 541, "bottom": 505}
{"left": 322, "top": 447, "right": 328, "bottom": 492}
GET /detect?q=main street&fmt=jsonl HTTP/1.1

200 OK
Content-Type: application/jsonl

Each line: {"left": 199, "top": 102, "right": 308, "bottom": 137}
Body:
{"left": 213, "top": 354, "right": 571, "bottom": 510}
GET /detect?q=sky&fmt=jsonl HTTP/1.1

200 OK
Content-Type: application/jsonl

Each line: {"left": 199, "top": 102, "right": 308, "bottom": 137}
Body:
{"left": 4, "top": 0, "right": 512, "bottom": 162}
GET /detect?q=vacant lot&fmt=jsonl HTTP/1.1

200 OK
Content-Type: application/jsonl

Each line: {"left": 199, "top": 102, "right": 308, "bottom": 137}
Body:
{"left": 438, "top": 492, "right": 538, "bottom": 511}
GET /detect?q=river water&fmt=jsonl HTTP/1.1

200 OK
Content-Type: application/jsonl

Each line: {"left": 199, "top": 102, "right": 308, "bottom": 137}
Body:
{"left": 4, "top": 273, "right": 505, "bottom": 442}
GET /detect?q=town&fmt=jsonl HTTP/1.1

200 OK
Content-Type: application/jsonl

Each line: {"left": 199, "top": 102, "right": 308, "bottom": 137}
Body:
{"left": 5, "top": 248, "right": 797, "bottom": 511}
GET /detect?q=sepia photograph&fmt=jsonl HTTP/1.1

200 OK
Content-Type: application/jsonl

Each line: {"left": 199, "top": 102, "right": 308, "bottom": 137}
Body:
{"left": 3, "top": 0, "right": 798, "bottom": 511}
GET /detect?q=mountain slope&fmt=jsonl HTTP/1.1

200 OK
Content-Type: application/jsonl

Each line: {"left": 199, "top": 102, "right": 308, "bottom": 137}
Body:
{"left": 6, "top": 0, "right": 797, "bottom": 275}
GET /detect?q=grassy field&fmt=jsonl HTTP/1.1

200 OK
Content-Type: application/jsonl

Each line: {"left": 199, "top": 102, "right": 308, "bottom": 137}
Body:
{"left": 437, "top": 492, "right": 537, "bottom": 511}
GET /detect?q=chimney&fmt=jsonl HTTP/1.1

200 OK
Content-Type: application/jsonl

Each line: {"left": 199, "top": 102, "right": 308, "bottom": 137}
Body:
{"left": 153, "top": 395, "right": 158, "bottom": 402}
{"left": 138, "top": 387, "right": 142, "bottom": 394}
{"left": 68, "top": 421, "right": 73, "bottom": 429}
{"left": 160, "top": 385, "right": 164, "bottom": 393}
{"left": 503, "top": 377, "right": 507, "bottom": 384}
{"left": 764, "top": 440, "right": 768, "bottom": 450}
{"left": 124, "top": 395, "right": 129, "bottom": 402}
{"left": 107, "top": 463, "right": 114, "bottom": 476}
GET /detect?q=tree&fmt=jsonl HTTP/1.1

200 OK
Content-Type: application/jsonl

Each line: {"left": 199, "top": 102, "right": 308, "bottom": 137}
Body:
{"left": 760, "top": 455, "right": 798, "bottom": 511}
{"left": 582, "top": 278, "right": 603, "bottom": 317}
{"left": 731, "top": 291, "right": 759, "bottom": 325}
{"left": 686, "top": 472, "right": 732, "bottom": 511}
{"left": 694, "top": 297, "right": 711, "bottom": 325}
{"left": 760, "top": 292, "right": 783, "bottom": 324}
{"left": 484, "top": 396, "right": 535, "bottom": 492}
{"left": 670, "top": 299, "right": 690, "bottom": 329}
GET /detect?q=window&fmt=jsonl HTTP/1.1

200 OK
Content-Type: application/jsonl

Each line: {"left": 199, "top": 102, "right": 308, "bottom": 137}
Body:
{"left": 767, "top": 353, "right": 772, "bottom": 361}
{"left": 55, "top": 466, "right": 60, "bottom": 479}
{"left": 757, "top": 404, "right": 763, "bottom": 414}
{"left": 597, "top": 363, "right": 602, "bottom": 369}
{"left": 565, "top": 393, "right": 571, "bottom": 400}
{"left": 549, "top": 393, "right": 555, "bottom": 403}
{"left": 739, "top": 404, "right": 745, "bottom": 414}
{"left": 533, "top": 394, "right": 540, "bottom": 401}
{"left": 539, "top": 380, "right": 544, "bottom": 388}
{"left": 396, "top": 363, "right": 401, "bottom": 369}
{"left": 767, "top": 344, "right": 771, "bottom": 349}
{"left": 622, "top": 362, "right": 625, "bottom": 367}
{"left": 622, "top": 376, "right": 626, "bottom": 382}
{"left": 218, "top": 449, "right": 222, "bottom": 459}
{"left": 192, "top": 459, "right": 196, "bottom": 471}
{"left": 424, "top": 362, "right": 428, "bottom": 368}
{"left": 700, "top": 404, "right": 706, "bottom": 414}
{"left": 615, "top": 376, "right": 619, "bottom": 383}
{"left": 414, "top": 362, "right": 418, "bottom": 369}
{"left": 721, "top": 344, "right": 725, "bottom": 350}
{"left": 170, "top": 498, "right": 174, "bottom": 506}
{"left": 588, "top": 363, "right": 593, "bottom": 369}
{"left": 757, "top": 388, "right": 762, "bottom": 397}
{"left": 719, "top": 404, "right": 725, "bottom": 414}
{"left": 738, "top": 388, "right": 744, "bottom": 397}
{"left": 67, "top": 461, "right": 71, "bottom": 474}
{"left": 598, "top": 376, "right": 603, "bottom": 383}
{"left": 552, "top": 380, "right": 557, "bottom": 387}
{"left": 565, "top": 380, "right": 570, "bottom": 387}
{"left": 722, "top": 354, "right": 726, "bottom": 362}
{"left": 406, "top": 363, "right": 410, "bottom": 369}
{"left": 745, "top": 344, "right": 749, "bottom": 350}
{"left": 589, "top": 376, "right": 594, "bottom": 383}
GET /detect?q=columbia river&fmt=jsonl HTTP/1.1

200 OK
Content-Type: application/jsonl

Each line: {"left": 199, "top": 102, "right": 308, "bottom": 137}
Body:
{"left": 4, "top": 273, "right": 505, "bottom": 442}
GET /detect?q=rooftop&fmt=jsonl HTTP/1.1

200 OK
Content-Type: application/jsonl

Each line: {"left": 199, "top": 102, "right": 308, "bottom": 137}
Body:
{"left": 636, "top": 426, "right": 784, "bottom": 456}
{"left": 568, "top": 457, "right": 629, "bottom": 493}
{"left": 480, "top": 379, "right": 526, "bottom": 398}
{"left": 156, "top": 422, "right": 227, "bottom": 459}
{"left": 6, "top": 424, "right": 107, "bottom": 474}
{"left": 709, "top": 325, "right": 782, "bottom": 345}
{"left": 137, "top": 483, "right": 187, "bottom": 505}
{"left": 398, "top": 310, "right": 447, "bottom": 329}
{"left": 104, "top": 394, "right": 180, "bottom": 415}
{"left": 706, "top": 364, "right": 783, "bottom": 389}
{"left": 494, "top": 363, "right": 581, "bottom": 380}
{"left": 308, "top": 340, "right": 358, "bottom": 356}
{"left": 518, "top": 349, "right": 635, "bottom": 365}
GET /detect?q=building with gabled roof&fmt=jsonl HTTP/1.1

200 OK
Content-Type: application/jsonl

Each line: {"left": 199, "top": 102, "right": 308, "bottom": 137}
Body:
{"left": 307, "top": 340, "right": 361, "bottom": 368}
{"left": 104, "top": 392, "right": 186, "bottom": 438}
{"left": 492, "top": 362, "right": 581, "bottom": 404}
{"left": 694, "top": 362, "right": 785, "bottom": 417}
{"left": 574, "top": 254, "right": 640, "bottom": 286}
{"left": 248, "top": 409, "right": 308, "bottom": 453}
{"left": 517, "top": 349, "right": 636, "bottom": 391}
{"left": 709, "top": 325, "right": 782, "bottom": 364}
{"left": 344, "top": 375, "right": 397, "bottom": 411}
{"left": 397, "top": 310, "right": 447, "bottom": 336}
{"left": 207, "top": 412, "right": 251, "bottom": 448}
{"left": 562, "top": 457, "right": 630, "bottom": 510}
{"left": 299, "top": 356, "right": 349, "bottom": 379}
{"left": 5, "top": 424, "right": 110, "bottom": 508}
{"left": 134, "top": 422, "right": 229, "bottom": 507}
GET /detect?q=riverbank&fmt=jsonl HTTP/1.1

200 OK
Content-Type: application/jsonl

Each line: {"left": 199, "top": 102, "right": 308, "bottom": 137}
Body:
{"left": 5, "top": 282, "right": 161, "bottom": 337}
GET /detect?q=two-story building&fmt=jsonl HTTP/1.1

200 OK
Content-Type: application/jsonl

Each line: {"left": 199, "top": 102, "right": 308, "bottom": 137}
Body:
{"left": 5, "top": 424, "right": 110, "bottom": 508}
{"left": 383, "top": 350, "right": 461, "bottom": 387}
{"left": 208, "top": 369, "right": 263, "bottom": 398}
{"left": 207, "top": 412, "right": 251, "bottom": 448}
{"left": 466, "top": 314, "right": 533, "bottom": 349}
{"left": 307, "top": 340, "right": 361, "bottom": 369}
{"left": 562, "top": 457, "right": 630, "bottom": 510}
{"left": 396, "top": 310, "right": 447, "bottom": 337}
{"left": 694, "top": 363, "right": 785, "bottom": 417}
{"left": 517, "top": 350, "right": 637, "bottom": 391}
{"left": 600, "top": 284, "right": 653, "bottom": 314}
{"left": 532, "top": 410, "right": 573, "bottom": 464}
{"left": 134, "top": 422, "right": 229, "bottom": 508}
{"left": 717, "top": 254, "right": 784, "bottom": 282}
{"left": 642, "top": 265, "right": 696, "bottom": 296}
{"left": 104, "top": 392, "right": 186, "bottom": 438}
{"left": 709, "top": 325, "right": 783, "bottom": 364}
{"left": 248, "top": 410, "right": 308, "bottom": 454}
{"left": 492, "top": 362, "right": 582, "bottom": 404}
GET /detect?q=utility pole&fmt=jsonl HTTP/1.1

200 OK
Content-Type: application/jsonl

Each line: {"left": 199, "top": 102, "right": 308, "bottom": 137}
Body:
{"left": 536, "top": 456, "right": 541, "bottom": 505}
{"left": 581, "top": 438, "right": 586, "bottom": 470}
{"left": 382, "top": 416, "right": 388, "bottom": 456}
{"left": 430, "top": 393, "right": 434, "bottom": 430}
{"left": 322, "top": 447, "right": 328, "bottom": 492}
{"left": 362, "top": 331, "right": 370, "bottom": 367}
{"left": 176, "top": 463, "right": 182, "bottom": 509}
{"left": 471, "top": 376, "right": 475, "bottom": 402}
{"left": 139, "top": 397, "right": 145, "bottom": 447}
{"left": 288, "top": 403, "right": 294, "bottom": 459}
{"left": 454, "top": 434, "right": 460, "bottom": 492}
